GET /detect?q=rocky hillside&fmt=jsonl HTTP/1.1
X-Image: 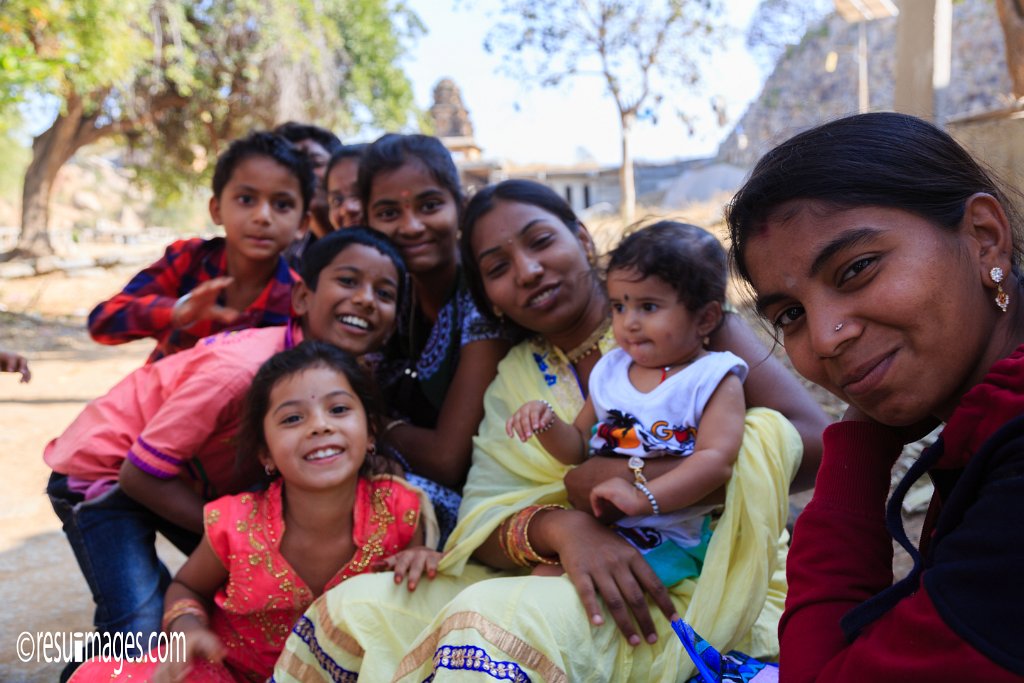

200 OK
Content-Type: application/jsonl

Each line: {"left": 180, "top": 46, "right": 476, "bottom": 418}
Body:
{"left": 718, "top": 0, "right": 1013, "bottom": 166}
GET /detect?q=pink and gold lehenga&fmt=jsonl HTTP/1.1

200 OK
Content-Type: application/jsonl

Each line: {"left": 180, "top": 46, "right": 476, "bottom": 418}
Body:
{"left": 70, "top": 475, "right": 423, "bottom": 682}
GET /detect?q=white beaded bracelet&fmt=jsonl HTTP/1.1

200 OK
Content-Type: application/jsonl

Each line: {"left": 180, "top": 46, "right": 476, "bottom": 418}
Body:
{"left": 634, "top": 481, "right": 661, "bottom": 515}
{"left": 535, "top": 400, "right": 556, "bottom": 433}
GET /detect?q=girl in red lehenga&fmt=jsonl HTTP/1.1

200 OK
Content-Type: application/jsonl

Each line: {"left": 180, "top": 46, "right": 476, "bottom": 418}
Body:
{"left": 72, "top": 341, "right": 441, "bottom": 682}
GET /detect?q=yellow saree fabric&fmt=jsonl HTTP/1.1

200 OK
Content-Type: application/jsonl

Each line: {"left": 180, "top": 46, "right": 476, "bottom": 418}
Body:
{"left": 274, "top": 333, "right": 801, "bottom": 682}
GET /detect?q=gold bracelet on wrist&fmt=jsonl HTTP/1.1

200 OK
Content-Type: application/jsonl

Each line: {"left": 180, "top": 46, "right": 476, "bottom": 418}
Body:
{"left": 161, "top": 598, "right": 209, "bottom": 632}
{"left": 628, "top": 455, "right": 647, "bottom": 484}
{"left": 499, "top": 504, "right": 564, "bottom": 567}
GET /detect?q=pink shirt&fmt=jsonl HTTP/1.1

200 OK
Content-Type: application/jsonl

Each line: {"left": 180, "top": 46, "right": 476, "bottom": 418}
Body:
{"left": 44, "top": 323, "right": 301, "bottom": 499}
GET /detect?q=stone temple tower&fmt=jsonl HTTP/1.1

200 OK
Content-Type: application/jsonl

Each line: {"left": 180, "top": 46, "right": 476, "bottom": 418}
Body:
{"left": 429, "top": 78, "right": 481, "bottom": 161}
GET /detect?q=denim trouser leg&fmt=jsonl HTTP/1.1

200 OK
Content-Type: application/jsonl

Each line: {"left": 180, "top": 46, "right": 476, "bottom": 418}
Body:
{"left": 46, "top": 473, "right": 200, "bottom": 657}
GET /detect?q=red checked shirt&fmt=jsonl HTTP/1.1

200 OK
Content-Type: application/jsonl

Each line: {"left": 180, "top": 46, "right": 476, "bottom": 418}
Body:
{"left": 88, "top": 237, "right": 296, "bottom": 363}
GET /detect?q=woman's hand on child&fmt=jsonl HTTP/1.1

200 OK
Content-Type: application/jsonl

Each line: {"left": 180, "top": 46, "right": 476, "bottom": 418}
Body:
{"left": 0, "top": 351, "right": 30, "bottom": 382}
{"left": 151, "top": 628, "right": 226, "bottom": 683}
{"left": 590, "top": 478, "right": 649, "bottom": 519}
{"left": 506, "top": 400, "right": 555, "bottom": 441}
{"left": 171, "top": 277, "right": 241, "bottom": 329}
{"left": 372, "top": 546, "right": 444, "bottom": 591}
{"left": 545, "top": 509, "right": 677, "bottom": 646}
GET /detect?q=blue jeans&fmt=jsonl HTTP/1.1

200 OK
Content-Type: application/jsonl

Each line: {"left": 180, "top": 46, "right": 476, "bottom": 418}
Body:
{"left": 46, "top": 473, "right": 200, "bottom": 658}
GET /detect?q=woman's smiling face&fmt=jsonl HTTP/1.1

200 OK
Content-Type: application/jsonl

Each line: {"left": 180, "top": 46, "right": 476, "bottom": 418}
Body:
{"left": 366, "top": 159, "right": 459, "bottom": 278}
{"left": 470, "top": 199, "right": 595, "bottom": 337}
{"left": 745, "top": 200, "right": 997, "bottom": 425}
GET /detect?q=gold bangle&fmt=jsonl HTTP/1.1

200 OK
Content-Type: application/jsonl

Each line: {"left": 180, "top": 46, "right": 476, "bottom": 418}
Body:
{"left": 521, "top": 505, "right": 562, "bottom": 565}
{"left": 162, "top": 598, "right": 209, "bottom": 632}
{"left": 499, "top": 505, "right": 564, "bottom": 567}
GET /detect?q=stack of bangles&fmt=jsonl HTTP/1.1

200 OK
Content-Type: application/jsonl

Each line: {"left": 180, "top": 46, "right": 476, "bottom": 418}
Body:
{"left": 162, "top": 598, "right": 209, "bottom": 632}
{"left": 497, "top": 504, "right": 564, "bottom": 567}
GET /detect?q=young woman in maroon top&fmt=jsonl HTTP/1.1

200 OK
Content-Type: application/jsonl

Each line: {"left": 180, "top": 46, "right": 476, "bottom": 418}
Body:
{"left": 728, "top": 112, "right": 1024, "bottom": 682}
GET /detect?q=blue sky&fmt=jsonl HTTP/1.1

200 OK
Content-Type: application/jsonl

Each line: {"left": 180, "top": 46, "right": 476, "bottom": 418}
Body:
{"left": 400, "top": 0, "right": 766, "bottom": 166}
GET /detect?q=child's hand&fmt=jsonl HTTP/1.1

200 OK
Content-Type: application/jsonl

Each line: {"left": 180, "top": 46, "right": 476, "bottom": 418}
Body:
{"left": 506, "top": 400, "right": 555, "bottom": 441}
{"left": 171, "top": 277, "right": 241, "bottom": 329}
{"left": 590, "top": 477, "right": 650, "bottom": 519}
{"left": 371, "top": 546, "right": 444, "bottom": 591}
{"left": 151, "top": 628, "right": 225, "bottom": 683}
{"left": 0, "top": 351, "right": 30, "bottom": 382}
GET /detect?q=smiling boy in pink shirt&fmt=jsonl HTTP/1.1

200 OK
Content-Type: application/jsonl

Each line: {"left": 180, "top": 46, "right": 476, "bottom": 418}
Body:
{"left": 46, "top": 228, "right": 406, "bottom": 678}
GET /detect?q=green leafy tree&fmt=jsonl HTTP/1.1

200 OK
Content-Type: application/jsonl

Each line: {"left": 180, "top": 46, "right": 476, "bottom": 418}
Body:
{"left": 483, "top": 0, "right": 724, "bottom": 223}
{"left": 0, "top": 0, "right": 421, "bottom": 258}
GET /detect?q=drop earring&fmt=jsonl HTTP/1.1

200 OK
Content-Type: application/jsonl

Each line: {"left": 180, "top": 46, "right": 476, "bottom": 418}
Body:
{"left": 492, "top": 305, "right": 504, "bottom": 320}
{"left": 991, "top": 267, "right": 1010, "bottom": 313}
{"left": 264, "top": 464, "right": 275, "bottom": 476}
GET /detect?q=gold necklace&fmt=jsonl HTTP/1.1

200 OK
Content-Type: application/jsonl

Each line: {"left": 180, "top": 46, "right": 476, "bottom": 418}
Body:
{"left": 563, "top": 318, "right": 612, "bottom": 364}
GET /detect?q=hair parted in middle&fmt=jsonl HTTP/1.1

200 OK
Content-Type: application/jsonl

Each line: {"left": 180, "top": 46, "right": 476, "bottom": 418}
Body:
{"left": 459, "top": 179, "right": 585, "bottom": 334}
{"left": 234, "top": 340, "right": 393, "bottom": 487}
{"left": 357, "top": 133, "right": 464, "bottom": 219}
{"left": 726, "top": 111, "right": 1024, "bottom": 286}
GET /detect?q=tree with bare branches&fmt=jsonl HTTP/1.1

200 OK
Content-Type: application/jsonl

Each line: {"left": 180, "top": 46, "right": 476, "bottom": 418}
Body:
{"left": 483, "top": 0, "right": 724, "bottom": 223}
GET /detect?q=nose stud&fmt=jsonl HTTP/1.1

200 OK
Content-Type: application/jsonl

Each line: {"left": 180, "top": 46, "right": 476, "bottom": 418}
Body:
{"left": 834, "top": 322, "right": 844, "bottom": 332}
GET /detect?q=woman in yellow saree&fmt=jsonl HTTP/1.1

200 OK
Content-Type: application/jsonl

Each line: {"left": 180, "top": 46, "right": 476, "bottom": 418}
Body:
{"left": 274, "top": 180, "right": 828, "bottom": 682}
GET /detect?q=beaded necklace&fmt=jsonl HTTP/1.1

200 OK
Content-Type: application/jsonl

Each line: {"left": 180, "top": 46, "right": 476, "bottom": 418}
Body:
{"left": 562, "top": 318, "right": 612, "bottom": 365}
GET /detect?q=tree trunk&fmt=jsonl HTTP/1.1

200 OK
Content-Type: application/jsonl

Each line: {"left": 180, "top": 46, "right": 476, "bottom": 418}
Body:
{"left": 18, "top": 148, "right": 61, "bottom": 258}
{"left": 14, "top": 93, "right": 89, "bottom": 259}
{"left": 619, "top": 112, "right": 636, "bottom": 226}
{"left": 996, "top": 0, "right": 1024, "bottom": 99}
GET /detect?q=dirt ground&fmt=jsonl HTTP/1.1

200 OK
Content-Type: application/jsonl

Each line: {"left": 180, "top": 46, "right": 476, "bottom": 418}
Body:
{"left": 0, "top": 260, "right": 928, "bottom": 682}
{"left": 0, "top": 263, "right": 189, "bottom": 683}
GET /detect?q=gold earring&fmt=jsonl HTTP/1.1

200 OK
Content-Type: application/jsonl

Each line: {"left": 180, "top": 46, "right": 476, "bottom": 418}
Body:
{"left": 991, "top": 266, "right": 1010, "bottom": 313}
